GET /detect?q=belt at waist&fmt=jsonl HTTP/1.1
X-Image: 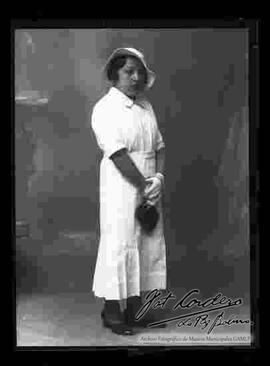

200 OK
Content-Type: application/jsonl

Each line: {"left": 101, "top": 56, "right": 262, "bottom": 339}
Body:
{"left": 129, "top": 150, "right": 156, "bottom": 159}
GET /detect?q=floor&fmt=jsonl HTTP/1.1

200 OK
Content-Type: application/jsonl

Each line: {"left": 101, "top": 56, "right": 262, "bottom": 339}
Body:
{"left": 16, "top": 291, "right": 252, "bottom": 347}
{"left": 15, "top": 231, "right": 252, "bottom": 347}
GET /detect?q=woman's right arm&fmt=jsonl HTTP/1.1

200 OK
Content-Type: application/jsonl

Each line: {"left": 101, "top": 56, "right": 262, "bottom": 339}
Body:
{"left": 91, "top": 104, "right": 147, "bottom": 196}
{"left": 110, "top": 148, "right": 147, "bottom": 194}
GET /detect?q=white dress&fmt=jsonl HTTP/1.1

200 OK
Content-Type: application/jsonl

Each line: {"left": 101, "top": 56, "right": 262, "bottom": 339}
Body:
{"left": 91, "top": 87, "right": 166, "bottom": 300}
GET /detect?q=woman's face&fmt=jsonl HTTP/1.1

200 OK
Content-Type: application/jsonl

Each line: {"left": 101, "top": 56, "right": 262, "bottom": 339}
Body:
{"left": 115, "top": 57, "right": 147, "bottom": 98}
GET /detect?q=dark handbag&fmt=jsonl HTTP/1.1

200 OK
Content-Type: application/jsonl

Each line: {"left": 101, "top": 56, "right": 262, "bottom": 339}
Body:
{"left": 135, "top": 200, "right": 159, "bottom": 233}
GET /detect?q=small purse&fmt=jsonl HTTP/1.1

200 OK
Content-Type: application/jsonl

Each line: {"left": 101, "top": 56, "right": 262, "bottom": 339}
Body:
{"left": 135, "top": 199, "right": 159, "bottom": 233}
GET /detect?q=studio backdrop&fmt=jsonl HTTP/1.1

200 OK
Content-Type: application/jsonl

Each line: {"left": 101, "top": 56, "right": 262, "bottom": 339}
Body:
{"left": 15, "top": 28, "right": 249, "bottom": 305}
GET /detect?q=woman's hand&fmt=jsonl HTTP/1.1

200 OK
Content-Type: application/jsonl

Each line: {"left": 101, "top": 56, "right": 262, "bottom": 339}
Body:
{"left": 145, "top": 192, "right": 162, "bottom": 206}
{"left": 143, "top": 176, "right": 163, "bottom": 205}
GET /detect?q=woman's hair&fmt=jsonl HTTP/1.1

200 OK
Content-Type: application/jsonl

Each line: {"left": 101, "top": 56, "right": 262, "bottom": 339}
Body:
{"left": 106, "top": 55, "right": 148, "bottom": 86}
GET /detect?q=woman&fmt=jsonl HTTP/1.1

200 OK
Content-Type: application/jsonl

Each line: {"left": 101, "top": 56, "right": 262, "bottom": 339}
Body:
{"left": 91, "top": 47, "right": 166, "bottom": 335}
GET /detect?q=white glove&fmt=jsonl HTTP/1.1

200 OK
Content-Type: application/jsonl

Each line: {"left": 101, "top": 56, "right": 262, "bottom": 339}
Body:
{"left": 143, "top": 175, "right": 163, "bottom": 205}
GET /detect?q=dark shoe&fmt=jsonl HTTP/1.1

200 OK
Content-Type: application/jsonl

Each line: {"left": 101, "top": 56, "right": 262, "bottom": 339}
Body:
{"left": 101, "top": 310, "right": 135, "bottom": 336}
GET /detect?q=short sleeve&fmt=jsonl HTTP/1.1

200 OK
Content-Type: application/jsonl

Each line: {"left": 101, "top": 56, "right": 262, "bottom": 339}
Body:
{"left": 147, "top": 102, "right": 165, "bottom": 151}
{"left": 91, "top": 103, "right": 126, "bottom": 158}
{"left": 156, "top": 129, "right": 165, "bottom": 151}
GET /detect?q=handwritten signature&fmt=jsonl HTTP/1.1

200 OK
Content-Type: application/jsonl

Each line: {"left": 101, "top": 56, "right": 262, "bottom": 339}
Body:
{"left": 135, "top": 289, "right": 252, "bottom": 334}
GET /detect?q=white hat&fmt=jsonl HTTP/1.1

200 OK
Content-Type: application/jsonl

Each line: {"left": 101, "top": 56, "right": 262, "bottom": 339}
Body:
{"left": 104, "top": 47, "right": 156, "bottom": 89}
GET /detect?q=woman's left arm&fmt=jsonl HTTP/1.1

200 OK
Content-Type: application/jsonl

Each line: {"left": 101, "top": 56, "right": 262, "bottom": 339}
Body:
{"left": 156, "top": 147, "right": 165, "bottom": 176}
{"left": 144, "top": 147, "right": 165, "bottom": 204}
{"left": 144, "top": 104, "right": 165, "bottom": 203}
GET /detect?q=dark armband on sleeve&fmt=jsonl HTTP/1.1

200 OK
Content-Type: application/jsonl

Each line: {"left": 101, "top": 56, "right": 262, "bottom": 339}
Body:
{"left": 110, "top": 148, "right": 146, "bottom": 190}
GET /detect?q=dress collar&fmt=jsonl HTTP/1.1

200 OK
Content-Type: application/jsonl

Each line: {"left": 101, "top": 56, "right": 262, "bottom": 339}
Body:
{"left": 109, "top": 87, "right": 146, "bottom": 109}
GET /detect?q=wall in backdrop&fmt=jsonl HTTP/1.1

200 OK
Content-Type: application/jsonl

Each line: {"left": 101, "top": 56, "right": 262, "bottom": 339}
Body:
{"left": 15, "top": 28, "right": 249, "bottom": 300}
